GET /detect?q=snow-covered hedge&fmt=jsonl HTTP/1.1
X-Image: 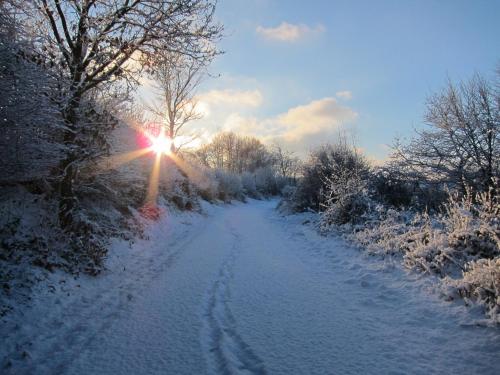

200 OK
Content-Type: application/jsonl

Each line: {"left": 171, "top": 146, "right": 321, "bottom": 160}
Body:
{"left": 214, "top": 170, "right": 244, "bottom": 202}
{"left": 333, "top": 184, "right": 500, "bottom": 322}
{"left": 445, "top": 257, "right": 500, "bottom": 324}
{"left": 191, "top": 166, "right": 283, "bottom": 202}
{"left": 255, "top": 167, "right": 279, "bottom": 196}
{"left": 241, "top": 172, "right": 262, "bottom": 198}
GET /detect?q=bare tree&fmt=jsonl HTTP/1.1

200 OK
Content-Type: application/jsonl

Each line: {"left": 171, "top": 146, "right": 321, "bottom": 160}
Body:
{"left": 28, "top": 0, "right": 221, "bottom": 124}
{"left": 196, "top": 132, "right": 273, "bottom": 174}
{"left": 271, "top": 143, "right": 300, "bottom": 181}
{"left": 20, "top": 0, "right": 222, "bottom": 227}
{"left": 393, "top": 73, "right": 499, "bottom": 192}
{"left": 148, "top": 51, "right": 206, "bottom": 153}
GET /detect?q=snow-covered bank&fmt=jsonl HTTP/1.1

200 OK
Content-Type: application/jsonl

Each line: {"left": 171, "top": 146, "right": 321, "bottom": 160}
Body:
{"left": 2, "top": 199, "right": 499, "bottom": 374}
{"left": 0, "top": 202, "right": 211, "bottom": 373}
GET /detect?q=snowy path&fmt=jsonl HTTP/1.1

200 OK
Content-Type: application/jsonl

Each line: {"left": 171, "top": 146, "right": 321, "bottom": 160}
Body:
{"left": 2, "top": 200, "right": 500, "bottom": 374}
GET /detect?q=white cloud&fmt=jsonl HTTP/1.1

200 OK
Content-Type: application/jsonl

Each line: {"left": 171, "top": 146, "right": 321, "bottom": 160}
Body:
{"left": 256, "top": 22, "right": 325, "bottom": 42}
{"left": 336, "top": 90, "right": 353, "bottom": 100}
{"left": 277, "top": 98, "right": 358, "bottom": 141}
{"left": 223, "top": 113, "right": 261, "bottom": 133}
{"left": 188, "top": 89, "right": 359, "bottom": 156}
{"left": 218, "top": 98, "right": 358, "bottom": 148}
{"left": 195, "top": 89, "right": 263, "bottom": 120}
{"left": 198, "top": 89, "right": 263, "bottom": 107}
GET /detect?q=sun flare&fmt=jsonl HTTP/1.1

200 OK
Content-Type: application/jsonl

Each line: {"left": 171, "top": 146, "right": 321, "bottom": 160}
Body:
{"left": 151, "top": 134, "right": 173, "bottom": 155}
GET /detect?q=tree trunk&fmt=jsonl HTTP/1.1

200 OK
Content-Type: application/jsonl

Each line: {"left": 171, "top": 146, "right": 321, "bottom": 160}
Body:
{"left": 58, "top": 92, "right": 81, "bottom": 229}
{"left": 168, "top": 122, "right": 177, "bottom": 154}
{"left": 59, "top": 158, "right": 77, "bottom": 228}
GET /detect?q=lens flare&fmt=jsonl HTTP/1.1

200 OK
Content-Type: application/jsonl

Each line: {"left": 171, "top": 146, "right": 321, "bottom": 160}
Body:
{"left": 151, "top": 134, "right": 172, "bottom": 155}
{"left": 97, "top": 148, "right": 152, "bottom": 171}
{"left": 86, "top": 122, "right": 183, "bottom": 212}
{"left": 145, "top": 151, "right": 162, "bottom": 205}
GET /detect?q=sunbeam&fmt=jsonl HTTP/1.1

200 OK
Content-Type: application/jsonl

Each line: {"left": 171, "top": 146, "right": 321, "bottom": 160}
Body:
{"left": 168, "top": 152, "right": 207, "bottom": 187}
{"left": 145, "top": 151, "right": 163, "bottom": 206}
{"left": 97, "top": 147, "right": 152, "bottom": 171}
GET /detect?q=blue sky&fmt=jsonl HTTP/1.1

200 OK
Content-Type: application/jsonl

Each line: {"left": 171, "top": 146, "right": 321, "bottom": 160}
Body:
{"left": 167, "top": 0, "right": 500, "bottom": 160}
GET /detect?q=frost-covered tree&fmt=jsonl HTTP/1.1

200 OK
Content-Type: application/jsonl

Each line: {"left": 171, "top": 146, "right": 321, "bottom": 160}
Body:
{"left": 271, "top": 143, "right": 300, "bottom": 182}
{"left": 0, "top": 1, "right": 63, "bottom": 183}
{"left": 148, "top": 51, "right": 206, "bottom": 153}
{"left": 18, "top": 0, "right": 222, "bottom": 227}
{"left": 393, "top": 72, "right": 499, "bottom": 192}
{"left": 196, "top": 132, "right": 273, "bottom": 174}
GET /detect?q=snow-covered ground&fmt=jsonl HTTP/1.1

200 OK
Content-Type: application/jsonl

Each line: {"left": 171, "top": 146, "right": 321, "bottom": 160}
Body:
{"left": 1, "top": 199, "right": 499, "bottom": 374}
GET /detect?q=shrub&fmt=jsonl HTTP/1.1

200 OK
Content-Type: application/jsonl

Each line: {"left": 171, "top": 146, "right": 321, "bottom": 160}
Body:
{"left": 446, "top": 257, "right": 500, "bottom": 323}
{"left": 320, "top": 174, "right": 371, "bottom": 228}
{"left": 241, "top": 172, "right": 259, "bottom": 198}
{"left": 442, "top": 186, "right": 499, "bottom": 259}
{"left": 214, "top": 170, "right": 243, "bottom": 201}
{"left": 370, "top": 167, "right": 414, "bottom": 208}
{"left": 196, "top": 174, "right": 219, "bottom": 202}
{"left": 350, "top": 208, "right": 428, "bottom": 256}
{"left": 402, "top": 221, "right": 457, "bottom": 275}
{"left": 255, "top": 167, "right": 278, "bottom": 196}
{"left": 343, "top": 181, "right": 499, "bottom": 321}
{"left": 293, "top": 141, "right": 370, "bottom": 212}
{"left": 350, "top": 183, "right": 499, "bottom": 276}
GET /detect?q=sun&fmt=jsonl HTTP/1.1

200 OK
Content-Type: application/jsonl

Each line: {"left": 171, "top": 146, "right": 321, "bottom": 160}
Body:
{"left": 151, "top": 134, "right": 172, "bottom": 155}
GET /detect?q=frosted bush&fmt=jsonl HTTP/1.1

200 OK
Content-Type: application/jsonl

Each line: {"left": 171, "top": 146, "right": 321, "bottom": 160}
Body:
{"left": 215, "top": 170, "right": 243, "bottom": 201}
{"left": 274, "top": 175, "right": 289, "bottom": 193}
{"left": 320, "top": 174, "right": 371, "bottom": 228}
{"left": 241, "top": 172, "right": 258, "bottom": 198}
{"left": 281, "top": 185, "right": 296, "bottom": 199}
{"left": 351, "top": 209, "right": 430, "bottom": 256}
{"left": 434, "top": 187, "right": 498, "bottom": 259}
{"left": 191, "top": 167, "right": 219, "bottom": 202}
{"left": 276, "top": 185, "right": 298, "bottom": 214}
{"left": 446, "top": 257, "right": 500, "bottom": 323}
{"left": 402, "top": 224, "right": 460, "bottom": 275}
{"left": 351, "top": 184, "right": 500, "bottom": 275}
{"left": 255, "top": 167, "right": 278, "bottom": 195}
{"left": 401, "top": 187, "right": 499, "bottom": 275}
{"left": 340, "top": 181, "right": 499, "bottom": 321}
{"left": 293, "top": 142, "right": 370, "bottom": 212}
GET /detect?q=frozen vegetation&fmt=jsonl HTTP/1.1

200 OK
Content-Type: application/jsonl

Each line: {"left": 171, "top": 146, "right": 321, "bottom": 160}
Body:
{"left": 1, "top": 0, "right": 499, "bottom": 374}
{"left": 280, "top": 136, "right": 499, "bottom": 325}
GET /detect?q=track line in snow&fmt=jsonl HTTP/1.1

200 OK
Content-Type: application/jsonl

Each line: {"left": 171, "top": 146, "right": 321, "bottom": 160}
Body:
{"left": 1, "top": 210, "right": 208, "bottom": 375}
{"left": 201, "top": 224, "right": 267, "bottom": 375}
{"left": 4, "top": 200, "right": 499, "bottom": 374}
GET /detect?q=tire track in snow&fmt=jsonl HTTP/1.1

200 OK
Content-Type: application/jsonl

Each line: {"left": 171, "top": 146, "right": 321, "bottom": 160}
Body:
{"left": 201, "top": 225, "right": 267, "bottom": 375}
